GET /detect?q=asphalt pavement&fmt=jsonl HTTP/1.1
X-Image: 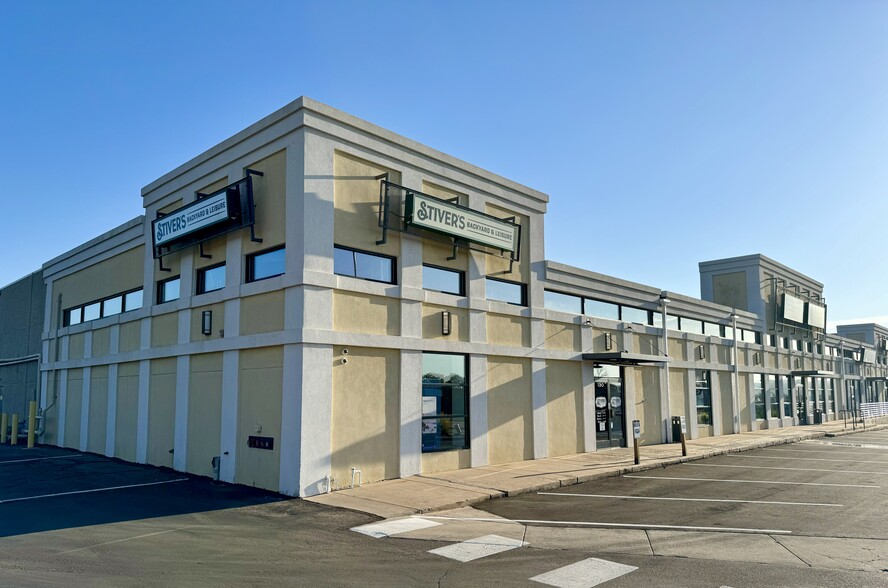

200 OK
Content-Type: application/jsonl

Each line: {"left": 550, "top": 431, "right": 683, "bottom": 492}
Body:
{"left": 4, "top": 429, "right": 888, "bottom": 586}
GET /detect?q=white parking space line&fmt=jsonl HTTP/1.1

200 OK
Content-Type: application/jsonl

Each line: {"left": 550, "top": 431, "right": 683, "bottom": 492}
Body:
{"left": 58, "top": 526, "right": 192, "bottom": 555}
{"left": 530, "top": 557, "right": 638, "bottom": 588}
{"left": 421, "top": 515, "right": 791, "bottom": 535}
{"left": 623, "top": 474, "right": 879, "bottom": 488}
{"left": 351, "top": 517, "right": 441, "bottom": 538}
{"left": 805, "top": 441, "right": 888, "bottom": 449}
{"left": 0, "top": 478, "right": 189, "bottom": 504}
{"left": 685, "top": 463, "right": 888, "bottom": 475}
{"left": 728, "top": 454, "right": 888, "bottom": 465}
{"left": 428, "top": 534, "right": 526, "bottom": 562}
{"left": 537, "top": 492, "right": 843, "bottom": 507}
{"left": 764, "top": 448, "right": 888, "bottom": 456}
{"left": 0, "top": 454, "right": 87, "bottom": 465}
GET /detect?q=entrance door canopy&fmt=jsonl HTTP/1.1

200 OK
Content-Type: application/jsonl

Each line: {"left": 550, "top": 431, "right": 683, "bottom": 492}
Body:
{"left": 582, "top": 351, "right": 670, "bottom": 366}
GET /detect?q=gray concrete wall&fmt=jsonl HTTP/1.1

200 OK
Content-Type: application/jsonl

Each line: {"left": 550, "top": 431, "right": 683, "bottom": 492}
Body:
{"left": 0, "top": 271, "right": 45, "bottom": 415}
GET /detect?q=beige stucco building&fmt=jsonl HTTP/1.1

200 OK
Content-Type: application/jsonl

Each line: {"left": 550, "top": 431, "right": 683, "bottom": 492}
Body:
{"left": 28, "top": 97, "right": 888, "bottom": 497}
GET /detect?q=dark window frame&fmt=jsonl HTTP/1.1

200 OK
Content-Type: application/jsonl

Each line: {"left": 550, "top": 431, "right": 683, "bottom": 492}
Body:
{"left": 620, "top": 305, "right": 652, "bottom": 326}
{"left": 333, "top": 244, "right": 397, "bottom": 285}
{"left": 485, "top": 276, "right": 527, "bottom": 306}
{"left": 62, "top": 286, "right": 146, "bottom": 327}
{"left": 157, "top": 276, "right": 181, "bottom": 304}
{"left": 582, "top": 297, "right": 621, "bottom": 321}
{"left": 753, "top": 374, "right": 767, "bottom": 420}
{"left": 695, "top": 369, "right": 712, "bottom": 425}
{"left": 421, "top": 263, "right": 465, "bottom": 296}
{"left": 543, "top": 289, "right": 583, "bottom": 314}
{"left": 246, "top": 245, "right": 286, "bottom": 283}
{"left": 196, "top": 262, "right": 227, "bottom": 295}
{"left": 421, "top": 352, "right": 470, "bottom": 453}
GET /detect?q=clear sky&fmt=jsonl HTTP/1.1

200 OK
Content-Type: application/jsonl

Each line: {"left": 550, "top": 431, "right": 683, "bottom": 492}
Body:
{"left": 2, "top": 1, "right": 887, "bottom": 327}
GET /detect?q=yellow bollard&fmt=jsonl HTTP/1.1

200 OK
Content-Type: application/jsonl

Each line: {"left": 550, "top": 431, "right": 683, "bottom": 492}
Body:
{"left": 27, "top": 401, "right": 37, "bottom": 448}
{"left": 10, "top": 414, "right": 18, "bottom": 445}
{"left": 0, "top": 413, "right": 6, "bottom": 444}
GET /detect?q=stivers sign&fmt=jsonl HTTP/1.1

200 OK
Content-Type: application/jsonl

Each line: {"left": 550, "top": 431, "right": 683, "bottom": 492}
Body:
{"left": 405, "top": 192, "right": 518, "bottom": 253}
{"left": 153, "top": 190, "right": 235, "bottom": 248}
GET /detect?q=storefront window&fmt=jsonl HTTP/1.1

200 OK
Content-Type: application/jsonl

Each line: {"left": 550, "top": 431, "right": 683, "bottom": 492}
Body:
{"left": 421, "top": 354, "right": 469, "bottom": 452}
{"left": 782, "top": 376, "right": 792, "bottom": 418}
{"left": 695, "top": 370, "right": 712, "bottom": 425}
{"left": 826, "top": 378, "right": 835, "bottom": 413}
{"left": 767, "top": 375, "right": 778, "bottom": 418}
{"left": 754, "top": 374, "right": 766, "bottom": 420}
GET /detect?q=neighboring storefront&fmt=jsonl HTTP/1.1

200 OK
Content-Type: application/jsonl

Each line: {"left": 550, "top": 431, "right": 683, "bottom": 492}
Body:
{"left": 4, "top": 97, "right": 885, "bottom": 497}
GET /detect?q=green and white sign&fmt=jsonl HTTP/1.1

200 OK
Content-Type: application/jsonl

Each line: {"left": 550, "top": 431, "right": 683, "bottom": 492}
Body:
{"left": 405, "top": 192, "right": 518, "bottom": 253}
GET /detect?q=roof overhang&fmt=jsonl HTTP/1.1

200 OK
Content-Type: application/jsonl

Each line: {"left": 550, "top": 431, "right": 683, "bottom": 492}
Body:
{"left": 582, "top": 351, "right": 671, "bottom": 366}
{"left": 791, "top": 370, "right": 836, "bottom": 377}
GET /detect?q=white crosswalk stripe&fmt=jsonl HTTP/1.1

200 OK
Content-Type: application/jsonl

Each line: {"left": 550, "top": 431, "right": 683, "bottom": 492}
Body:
{"left": 350, "top": 517, "right": 441, "bottom": 538}
{"left": 428, "top": 534, "right": 526, "bottom": 562}
{"left": 530, "top": 557, "right": 638, "bottom": 587}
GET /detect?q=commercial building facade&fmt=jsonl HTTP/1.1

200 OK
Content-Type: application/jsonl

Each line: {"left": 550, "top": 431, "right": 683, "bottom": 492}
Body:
{"left": 10, "top": 97, "right": 888, "bottom": 496}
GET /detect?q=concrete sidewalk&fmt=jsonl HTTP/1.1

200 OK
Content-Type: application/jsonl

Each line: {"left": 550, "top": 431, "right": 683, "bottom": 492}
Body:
{"left": 307, "top": 418, "right": 888, "bottom": 519}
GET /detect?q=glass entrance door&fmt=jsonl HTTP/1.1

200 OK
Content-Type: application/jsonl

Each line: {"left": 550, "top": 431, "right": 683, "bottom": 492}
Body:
{"left": 594, "top": 365, "right": 625, "bottom": 449}
{"left": 797, "top": 378, "right": 814, "bottom": 425}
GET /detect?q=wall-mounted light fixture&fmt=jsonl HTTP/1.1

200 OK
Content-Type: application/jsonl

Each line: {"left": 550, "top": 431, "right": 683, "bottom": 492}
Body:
{"left": 201, "top": 310, "right": 213, "bottom": 336}
{"left": 441, "top": 311, "right": 452, "bottom": 336}
{"left": 605, "top": 332, "right": 613, "bottom": 351}
{"left": 753, "top": 352, "right": 761, "bottom": 365}
{"left": 698, "top": 344, "right": 706, "bottom": 360}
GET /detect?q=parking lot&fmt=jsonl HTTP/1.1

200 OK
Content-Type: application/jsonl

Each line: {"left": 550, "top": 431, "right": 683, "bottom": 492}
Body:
{"left": 482, "top": 432, "right": 888, "bottom": 539}
{"left": 0, "top": 443, "right": 283, "bottom": 538}
{"left": 5, "top": 433, "right": 888, "bottom": 586}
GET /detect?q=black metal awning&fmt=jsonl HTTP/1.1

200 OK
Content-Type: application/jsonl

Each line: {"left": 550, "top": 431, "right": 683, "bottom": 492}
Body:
{"left": 865, "top": 376, "right": 888, "bottom": 382}
{"left": 791, "top": 370, "right": 836, "bottom": 377}
{"left": 582, "top": 351, "right": 670, "bottom": 366}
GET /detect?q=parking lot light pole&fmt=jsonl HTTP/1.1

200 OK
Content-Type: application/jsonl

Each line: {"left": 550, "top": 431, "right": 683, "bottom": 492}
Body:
{"left": 731, "top": 311, "right": 741, "bottom": 434}
{"left": 660, "top": 292, "right": 671, "bottom": 442}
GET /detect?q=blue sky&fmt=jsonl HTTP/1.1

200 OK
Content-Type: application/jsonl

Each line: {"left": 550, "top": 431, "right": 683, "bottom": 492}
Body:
{"left": 2, "top": 1, "right": 887, "bottom": 326}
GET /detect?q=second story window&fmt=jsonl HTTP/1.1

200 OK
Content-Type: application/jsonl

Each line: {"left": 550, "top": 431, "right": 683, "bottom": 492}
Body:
{"left": 157, "top": 276, "right": 181, "bottom": 304}
{"left": 246, "top": 246, "right": 285, "bottom": 283}
{"left": 333, "top": 245, "right": 395, "bottom": 284}
{"left": 422, "top": 264, "right": 464, "bottom": 296}
{"left": 485, "top": 277, "right": 526, "bottom": 306}
{"left": 62, "top": 287, "right": 144, "bottom": 327}
{"left": 197, "top": 263, "right": 226, "bottom": 294}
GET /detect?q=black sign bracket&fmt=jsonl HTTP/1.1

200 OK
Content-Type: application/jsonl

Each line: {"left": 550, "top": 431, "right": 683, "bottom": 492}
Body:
{"left": 374, "top": 179, "right": 521, "bottom": 270}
